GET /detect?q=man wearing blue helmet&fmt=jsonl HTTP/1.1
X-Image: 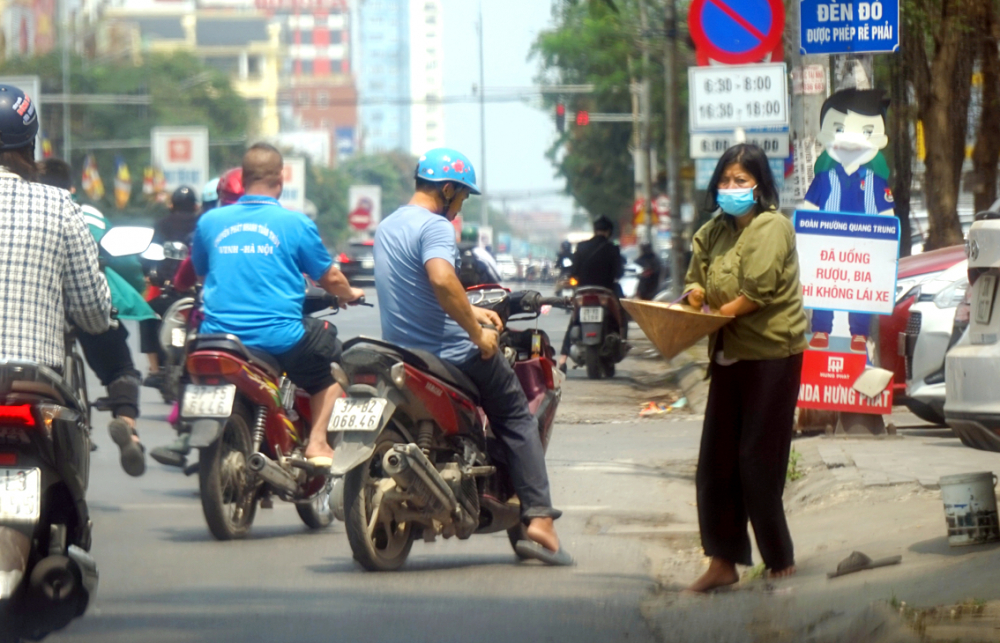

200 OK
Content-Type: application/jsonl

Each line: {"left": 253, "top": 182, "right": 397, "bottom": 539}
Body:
{"left": 374, "top": 148, "right": 571, "bottom": 566}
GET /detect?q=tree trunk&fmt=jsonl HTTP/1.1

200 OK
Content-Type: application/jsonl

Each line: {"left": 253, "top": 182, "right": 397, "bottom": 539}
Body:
{"left": 972, "top": 1, "right": 1000, "bottom": 214}
{"left": 910, "top": 0, "right": 977, "bottom": 250}
{"left": 891, "top": 43, "right": 913, "bottom": 257}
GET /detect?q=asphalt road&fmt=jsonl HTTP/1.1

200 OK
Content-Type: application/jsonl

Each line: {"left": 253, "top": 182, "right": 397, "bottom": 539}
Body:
{"left": 48, "top": 283, "right": 688, "bottom": 643}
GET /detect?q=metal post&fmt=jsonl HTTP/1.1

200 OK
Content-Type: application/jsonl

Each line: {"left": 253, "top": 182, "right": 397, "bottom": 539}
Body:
{"left": 477, "top": 0, "right": 488, "bottom": 227}
{"left": 61, "top": 0, "right": 71, "bottom": 162}
{"left": 638, "top": 0, "right": 654, "bottom": 249}
{"left": 665, "top": 0, "right": 683, "bottom": 297}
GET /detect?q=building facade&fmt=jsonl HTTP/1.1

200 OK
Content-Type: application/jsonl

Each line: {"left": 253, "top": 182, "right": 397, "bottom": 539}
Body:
{"left": 356, "top": 0, "right": 441, "bottom": 156}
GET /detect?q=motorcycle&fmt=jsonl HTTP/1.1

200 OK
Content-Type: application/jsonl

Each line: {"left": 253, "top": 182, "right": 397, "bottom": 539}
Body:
{"left": 181, "top": 292, "right": 360, "bottom": 540}
{"left": 146, "top": 241, "right": 192, "bottom": 404}
{"left": 567, "top": 286, "right": 628, "bottom": 379}
{"left": 331, "top": 288, "right": 568, "bottom": 571}
{"left": 0, "top": 226, "right": 153, "bottom": 642}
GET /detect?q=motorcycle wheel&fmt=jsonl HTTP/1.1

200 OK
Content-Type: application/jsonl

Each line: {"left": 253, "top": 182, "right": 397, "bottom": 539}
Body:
{"left": 199, "top": 403, "right": 258, "bottom": 540}
{"left": 585, "top": 346, "right": 603, "bottom": 380}
{"left": 296, "top": 478, "right": 336, "bottom": 529}
{"left": 507, "top": 524, "right": 532, "bottom": 560}
{"left": 601, "top": 356, "right": 616, "bottom": 378}
{"left": 344, "top": 428, "right": 414, "bottom": 571}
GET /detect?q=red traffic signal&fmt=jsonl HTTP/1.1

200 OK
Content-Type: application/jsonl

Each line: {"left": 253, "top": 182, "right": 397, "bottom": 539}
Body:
{"left": 556, "top": 103, "right": 566, "bottom": 132}
{"left": 575, "top": 110, "right": 590, "bottom": 126}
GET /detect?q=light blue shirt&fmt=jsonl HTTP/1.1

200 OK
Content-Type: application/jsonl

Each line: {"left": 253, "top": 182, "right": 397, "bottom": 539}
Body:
{"left": 192, "top": 195, "right": 332, "bottom": 354}
{"left": 374, "top": 205, "right": 477, "bottom": 363}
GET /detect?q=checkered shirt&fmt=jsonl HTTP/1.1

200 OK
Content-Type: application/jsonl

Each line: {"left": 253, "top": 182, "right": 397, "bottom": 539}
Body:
{"left": 0, "top": 173, "right": 111, "bottom": 369}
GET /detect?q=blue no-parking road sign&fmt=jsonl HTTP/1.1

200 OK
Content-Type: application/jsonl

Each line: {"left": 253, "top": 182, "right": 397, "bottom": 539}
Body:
{"left": 800, "top": 0, "right": 899, "bottom": 54}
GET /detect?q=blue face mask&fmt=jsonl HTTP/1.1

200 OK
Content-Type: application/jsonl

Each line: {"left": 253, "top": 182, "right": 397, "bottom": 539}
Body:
{"left": 717, "top": 187, "right": 757, "bottom": 216}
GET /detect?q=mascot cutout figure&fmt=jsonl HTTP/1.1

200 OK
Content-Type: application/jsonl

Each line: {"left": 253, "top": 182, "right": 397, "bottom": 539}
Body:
{"left": 801, "top": 88, "right": 893, "bottom": 354}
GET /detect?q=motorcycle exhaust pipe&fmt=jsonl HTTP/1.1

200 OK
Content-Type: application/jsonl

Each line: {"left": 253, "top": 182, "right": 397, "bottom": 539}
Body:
{"left": 247, "top": 452, "right": 298, "bottom": 496}
{"left": 382, "top": 444, "right": 458, "bottom": 513}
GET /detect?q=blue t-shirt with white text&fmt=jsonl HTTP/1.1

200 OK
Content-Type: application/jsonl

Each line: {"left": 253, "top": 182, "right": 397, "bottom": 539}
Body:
{"left": 191, "top": 195, "right": 332, "bottom": 354}
{"left": 374, "top": 205, "right": 477, "bottom": 363}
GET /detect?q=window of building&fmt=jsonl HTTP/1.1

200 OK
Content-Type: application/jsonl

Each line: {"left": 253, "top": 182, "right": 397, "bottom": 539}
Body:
{"left": 317, "top": 92, "right": 329, "bottom": 108}
{"left": 427, "top": 121, "right": 438, "bottom": 129}
{"left": 320, "top": 119, "right": 330, "bottom": 129}
{"left": 203, "top": 56, "right": 240, "bottom": 75}
{"left": 426, "top": 15, "right": 436, "bottom": 24}
{"left": 301, "top": 60, "right": 313, "bottom": 75}
{"left": 247, "top": 55, "right": 263, "bottom": 78}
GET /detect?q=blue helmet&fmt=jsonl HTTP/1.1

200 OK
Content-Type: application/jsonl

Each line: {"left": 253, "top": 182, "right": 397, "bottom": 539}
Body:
{"left": 0, "top": 85, "right": 38, "bottom": 151}
{"left": 202, "top": 177, "right": 219, "bottom": 203}
{"left": 415, "top": 148, "right": 481, "bottom": 195}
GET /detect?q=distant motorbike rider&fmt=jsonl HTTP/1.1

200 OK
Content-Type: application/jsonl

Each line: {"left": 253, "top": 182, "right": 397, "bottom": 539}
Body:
{"left": 192, "top": 143, "right": 364, "bottom": 467}
{"left": 142, "top": 185, "right": 201, "bottom": 389}
{"left": 556, "top": 240, "right": 574, "bottom": 278}
{"left": 374, "top": 147, "right": 572, "bottom": 565}
{"left": 556, "top": 215, "right": 625, "bottom": 372}
{"left": 635, "top": 242, "right": 662, "bottom": 301}
{"left": 37, "top": 159, "right": 150, "bottom": 476}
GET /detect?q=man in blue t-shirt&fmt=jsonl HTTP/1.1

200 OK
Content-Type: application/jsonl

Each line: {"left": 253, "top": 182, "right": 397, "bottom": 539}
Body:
{"left": 374, "top": 148, "right": 571, "bottom": 566}
{"left": 192, "top": 143, "right": 364, "bottom": 466}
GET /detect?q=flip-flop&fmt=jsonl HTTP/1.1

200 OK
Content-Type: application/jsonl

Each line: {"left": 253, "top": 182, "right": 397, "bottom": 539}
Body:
{"left": 109, "top": 419, "right": 146, "bottom": 477}
{"left": 514, "top": 540, "right": 575, "bottom": 566}
{"left": 827, "top": 551, "right": 901, "bottom": 579}
{"left": 306, "top": 456, "right": 333, "bottom": 470}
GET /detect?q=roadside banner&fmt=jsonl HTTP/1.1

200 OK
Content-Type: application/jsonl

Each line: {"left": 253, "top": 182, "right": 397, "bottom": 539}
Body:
{"left": 81, "top": 154, "right": 104, "bottom": 200}
{"left": 794, "top": 210, "right": 900, "bottom": 315}
{"left": 278, "top": 156, "right": 306, "bottom": 212}
{"left": 151, "top": 126, "right": 209, "bottom": 193}
{"left": 113, "top": 156, "right": 131, "bottom": 209}
{"left": 797, "top": 350, "right": 892, "bottom": 414}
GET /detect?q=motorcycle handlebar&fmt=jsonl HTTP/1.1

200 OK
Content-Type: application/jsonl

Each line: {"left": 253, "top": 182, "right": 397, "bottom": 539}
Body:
{"left": 539, "top": 296, "right": 572, "bottom": 309}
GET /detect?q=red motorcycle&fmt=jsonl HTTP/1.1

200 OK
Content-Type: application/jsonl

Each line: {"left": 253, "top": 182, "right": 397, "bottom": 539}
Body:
{"left": 181, "top": 292, "right": 354, "bottom": 540}
{"left": 331, "top": 288, "right": 569, "bottom": 571}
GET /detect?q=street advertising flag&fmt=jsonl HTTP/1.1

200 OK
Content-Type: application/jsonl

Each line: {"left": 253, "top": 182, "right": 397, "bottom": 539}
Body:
{"left": 114, "top": 156, "right": 131, "bottom": 209}
{"left": 142, "top": 167, "right": 154, "bottom": 196}
{"left": 81, "top": 154, "right": 104, "bottom": 200}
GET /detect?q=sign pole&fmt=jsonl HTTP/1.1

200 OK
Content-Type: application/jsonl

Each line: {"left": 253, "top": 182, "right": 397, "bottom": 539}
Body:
{"left": 639, "top": 0, "right": 655, "bottom": 250}
{"left": 665, "top": 0, "right": 683, "bottom": 297}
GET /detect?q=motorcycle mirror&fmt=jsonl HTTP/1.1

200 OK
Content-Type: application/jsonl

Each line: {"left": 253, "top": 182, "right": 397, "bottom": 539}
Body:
{"left": 101, "top": 226, "right": 156, "bottom": 257}
{"left": 163, "top": 241, "right": 189, "bottom": 260}
{"left": 141, "top": 243, "right": 165, "bottom": 261}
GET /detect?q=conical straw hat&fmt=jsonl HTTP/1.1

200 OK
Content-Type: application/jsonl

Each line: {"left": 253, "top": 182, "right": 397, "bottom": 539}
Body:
{"left": 621, "top": 299, "right": 733, "bottom": 362}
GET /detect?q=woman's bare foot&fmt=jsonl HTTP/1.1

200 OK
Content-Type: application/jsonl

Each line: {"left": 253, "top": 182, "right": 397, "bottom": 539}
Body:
{"left": 304, "top": 442, "right": 335, "bottom": 461}
{"left": 768, "top": 565, "right": 796, "bottom": 579}
{"left": 686, "top": 557, "right": 739, "bottom": 593}
{"left": 525, "top": 517, "right": 560, "bottom": 552}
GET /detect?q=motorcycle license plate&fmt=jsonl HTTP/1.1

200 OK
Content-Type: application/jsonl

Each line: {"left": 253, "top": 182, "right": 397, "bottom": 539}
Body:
{"left": 0, "top": 468, "right": 40, "bottom": 522}
{"left": 580, "top": 306, "right": 603, "bottom": 323}
{"left": 362, "top": 259, "right": 375, "bottom": 270}
{"left": 329, "top": 397, "right": 387, "bottom": 432}
{"left": 182, "top": 385, "right": 237, "bottom": 418}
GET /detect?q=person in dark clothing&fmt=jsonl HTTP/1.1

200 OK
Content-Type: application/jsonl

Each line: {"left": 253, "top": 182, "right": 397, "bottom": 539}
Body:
{"left": 142, "top": 185, "right": 200, "bottom": 388}
{"left": 635, "top": 242, "right": 662, "bottom": 300}
{"left": 557, "top": 216, "right": 625, "bottom": 371}
{"left": 556, "top": 240, "right": 573, "bottom": 278}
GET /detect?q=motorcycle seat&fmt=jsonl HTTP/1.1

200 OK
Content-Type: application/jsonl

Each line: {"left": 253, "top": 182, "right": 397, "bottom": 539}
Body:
{"left": 342, "top": 337, "right": 480, "bottom": 405}
{"left": 0, "top": 361, "right": 81, "bottom": 410}
{"left": 191, "top": 334, "right": 283, "bottom": 379}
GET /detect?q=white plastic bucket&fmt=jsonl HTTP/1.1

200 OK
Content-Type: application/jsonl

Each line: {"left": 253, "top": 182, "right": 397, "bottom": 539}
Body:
{"left": 940, "top": 471, "right": 1000, "bottom": 546}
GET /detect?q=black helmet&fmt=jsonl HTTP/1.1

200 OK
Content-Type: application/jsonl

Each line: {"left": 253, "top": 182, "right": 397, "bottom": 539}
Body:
{"left": 0, "top": 85, "right": 38, "bottom": 151}
{"left": 594, "top": 215, "right": 614, "bottom": 234}
{"left": 560, "top": 240, "right": 571, "bottom": 252}
{"left": 170, "top": 185, "right": 198, "bottom": 212}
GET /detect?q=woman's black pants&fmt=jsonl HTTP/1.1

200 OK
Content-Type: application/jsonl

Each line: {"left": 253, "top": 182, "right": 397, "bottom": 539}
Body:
{"left": 696, "top": 352, "right": 803, "bottom": 570}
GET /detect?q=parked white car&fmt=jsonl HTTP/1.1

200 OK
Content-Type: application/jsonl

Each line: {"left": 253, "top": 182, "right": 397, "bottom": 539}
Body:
{"left": 945, "top": 217, "right": 1000, "bottom": 451}
{"left": 496, "top": 254, "right": 519, "bottom": 282}
{"left": 901, "top": 260, "right": 968, "bottom": 424}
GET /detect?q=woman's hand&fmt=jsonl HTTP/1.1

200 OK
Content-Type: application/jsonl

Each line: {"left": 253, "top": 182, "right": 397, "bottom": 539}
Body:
{"left": 719, "top": 295, "right": 760, "bottom": 318}
{"left": 686, "top": 289, "right": 705, "bottom": 308}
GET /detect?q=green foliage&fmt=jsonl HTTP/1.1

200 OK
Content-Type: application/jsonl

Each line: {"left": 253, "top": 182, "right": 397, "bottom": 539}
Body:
{"left": 0, "top": 51, "right": 250, "bottom": 219}
{"left": 531, "top": 0, "right": 689, "bottom": 226}
{"left": 786, "top": 448, "right": 804, "bottom": 482}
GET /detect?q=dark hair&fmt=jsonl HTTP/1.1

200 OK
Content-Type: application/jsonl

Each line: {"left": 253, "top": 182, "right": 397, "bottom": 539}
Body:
{"left": 820, "top": 89, "right": 890, "bottom": 124}
{"left": 0, "top": 144, "right": 36, "bottom": 181}
{"left": 703, "top": 143, "right": 779, "bottom": 215}
{"left": 37, "top": 158, "right": 72, "bottom": 190}
{"left": 242, "top": 142, "right": 283, "bottom": 189}
{"left": 593, "top": 215, "right": 614, "bottom": 233}
{"left": 416, "top": 176, "right": 461, "bottom": 194}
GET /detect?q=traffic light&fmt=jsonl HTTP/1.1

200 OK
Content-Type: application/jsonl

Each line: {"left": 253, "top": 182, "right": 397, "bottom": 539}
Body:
{"left": 575, "top": 110, "right": 590, "bottom": 126}
{"left": 556, "top": 103, "right": 566, "bottom": 132}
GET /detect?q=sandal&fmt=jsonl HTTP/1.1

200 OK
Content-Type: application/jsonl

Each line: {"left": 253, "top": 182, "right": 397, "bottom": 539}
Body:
{"left": 109, "top": 419, "right": 146, "bottom": 477}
